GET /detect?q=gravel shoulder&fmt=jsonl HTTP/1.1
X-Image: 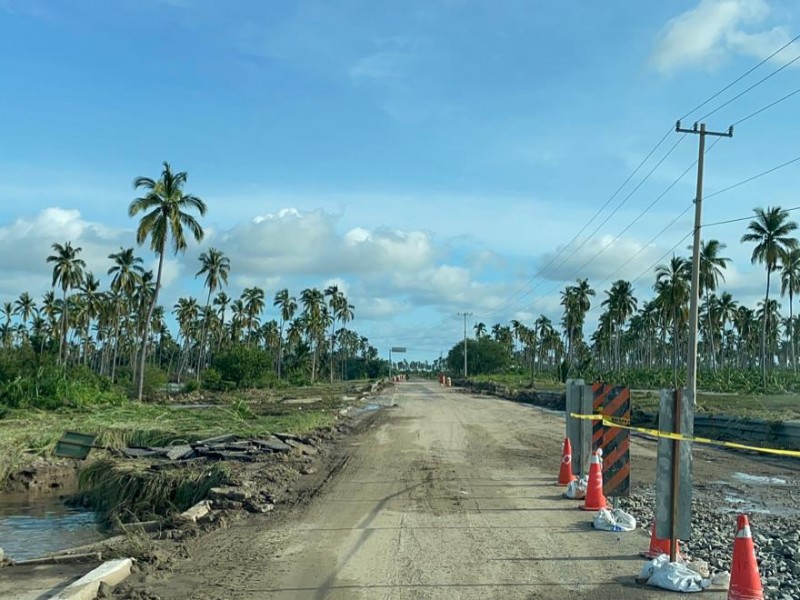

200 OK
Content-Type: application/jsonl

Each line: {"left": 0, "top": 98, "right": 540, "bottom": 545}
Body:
{"left": 104, "top": 380, "right": 799, "bottom": 599}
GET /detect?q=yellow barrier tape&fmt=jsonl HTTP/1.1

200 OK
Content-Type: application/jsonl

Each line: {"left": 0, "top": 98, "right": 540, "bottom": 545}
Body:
{"left": 569, "top": 413, "right": 800, "bottom": 458}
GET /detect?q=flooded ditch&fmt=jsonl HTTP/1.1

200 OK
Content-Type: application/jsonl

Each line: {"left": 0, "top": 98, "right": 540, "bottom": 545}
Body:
{"left": 0, "top": 494, "right": 105, "bottom": 561}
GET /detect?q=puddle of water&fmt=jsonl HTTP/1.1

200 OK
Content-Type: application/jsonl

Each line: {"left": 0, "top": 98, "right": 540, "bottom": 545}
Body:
{"left": 0, "top": 495, "right": 105, "bottom": 561}
{"left": 731, "top": 472, "right": 787, "bottom": 486}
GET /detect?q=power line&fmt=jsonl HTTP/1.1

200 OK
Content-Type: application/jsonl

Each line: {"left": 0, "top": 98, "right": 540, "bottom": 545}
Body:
{"left": 732, "top": 85, "right": 800, "bottom": 126}
{"left": 706, "top": 154, "right": 800, "bottom": 200}
{"left": 704, "top": 205, "right": 800, "bottom": 229}
{"left": 679, "top": 32, "right": 800, "bottom": 121}
{"left": 697, "top": 53, "right": 800, "bottom": 122}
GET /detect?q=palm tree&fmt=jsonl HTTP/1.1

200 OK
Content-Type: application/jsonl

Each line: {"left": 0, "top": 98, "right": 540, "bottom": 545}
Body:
{"left": 301, "top": 288, "right": 326, "bottom": 381}
{"left": 717, "top": 292, "right": 738, "bottom": 367}
{"left": 129, "top": 161, "right": 207, "bottom": 400}
{"left": 780, "top": 247, "right": 800, "bottom": 373}
{"left": 78, "top": 273, "right": 102, "bottom": 366}
{"left": 46, "top": 241, "right": 86, "bottom": 363}
{"left": 691, "top": 239, "right": 730, "bottom": 369}
{"left": 195, "top": 247, "right": 230, "bottom": 377}
{"left": 324, "top": 285, "right": 346, "bottom": 383}
{"left": 741, "top": 206, "right": 799, "bottom": 384}
{"left": 601, "top": 279, "right": 637, "bottom": 369}
{"left": 14, "top": 292, "right": 36, "bottom": 334}
{"left": 473, "top": 322, "right": 486, "bottom": 339}
{"left": 655, "top": 256, "right": 691, "bottom": 387}
{"left": 242, "top": 287, "right": 265, "bottom": 343}
{"left": 273, "top": 289, "right": 297, "bottom": 379}
{"left": 107, "top": 247, "right": 145, "bottom": 381}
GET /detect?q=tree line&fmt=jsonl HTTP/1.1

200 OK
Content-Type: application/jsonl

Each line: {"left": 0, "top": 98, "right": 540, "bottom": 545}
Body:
{"left": 468, "top": 206, "right": 800, "bottom": 390}
{"left": 0, "top": 162, "right": 383, "bottom": 403}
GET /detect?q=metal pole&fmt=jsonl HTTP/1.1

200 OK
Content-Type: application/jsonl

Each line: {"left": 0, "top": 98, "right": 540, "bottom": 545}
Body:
{"left": 389, "top": 349, "right": 392, "bottom": 380}
{"left": 670, "top": 388, "right": 682, "bottom": 562}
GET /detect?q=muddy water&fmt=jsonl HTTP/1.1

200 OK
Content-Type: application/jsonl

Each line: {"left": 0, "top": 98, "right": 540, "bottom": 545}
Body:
{"left": 0, "top": 495, "right": 105, "bottom": 561}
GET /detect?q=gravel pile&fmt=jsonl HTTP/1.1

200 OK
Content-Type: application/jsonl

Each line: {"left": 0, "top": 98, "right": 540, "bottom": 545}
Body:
{"left": 618, "top": 490, "right": 800, "bottom": 600}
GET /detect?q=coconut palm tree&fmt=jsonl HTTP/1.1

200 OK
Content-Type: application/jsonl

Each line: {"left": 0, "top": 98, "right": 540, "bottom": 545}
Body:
{"left": 601, "top": 279, "right": 637, "bottom": 369}
{"left": 780, "top": 247, "right": 800, "bottom": 373}
{"left": 717, "top": 292, "right": 738, "bottom": 367}
{"left": 129, "top": 162, "right": 206, "bottom": 400}
{"left": 195, "top": 248, "right": 230, "bottom": 377}
{"left": 691, "top": 239, "right": 730, "bottom": 369}
{"left": 273, "top": 289, "right": 296, "bottom": 379}
{"left": 473, "top": 322, "right": 486, "bottom": 339}
{"left": 241, "top": 287, "right": 265, "bottom": 344}
{"left": 78, "top": 273, "right": 102, "bottom": 365}
{"left": 46, "top": 241, "right": 86, "bottom": 364}
{"left": 301, "top": 288, "right": 326, "bottom": 381}
{"left": 741, "top": 206, "right": 799, "bottom": 384}
{"left": 14, "top": 292, "right": 36, "bottom": 335}
{"left": 107, "top": 247, "right": 145, "bottom": 381}
{"left": 655, "top": 256, "right": 691, "bottom": 387}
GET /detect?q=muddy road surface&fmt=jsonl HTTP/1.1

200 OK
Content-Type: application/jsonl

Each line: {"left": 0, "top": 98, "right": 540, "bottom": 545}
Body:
{"left": 118, "top": 381, "right": 800, "bottom": 599}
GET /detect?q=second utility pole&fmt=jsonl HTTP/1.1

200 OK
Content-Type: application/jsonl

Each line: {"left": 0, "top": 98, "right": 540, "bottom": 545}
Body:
{"left": 458, "top": 312, "right": 473, "bottom": 377}
{"left": 676, "top": 121, "right": 733, "bottom": 404}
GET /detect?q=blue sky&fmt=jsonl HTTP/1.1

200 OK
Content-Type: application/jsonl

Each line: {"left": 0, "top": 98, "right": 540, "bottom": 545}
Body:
{"left": 1, "top": 0, "right": 800, "bottom": 362}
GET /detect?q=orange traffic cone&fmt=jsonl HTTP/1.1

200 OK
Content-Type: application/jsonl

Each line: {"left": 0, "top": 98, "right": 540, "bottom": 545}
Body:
{"left": 556, "top": 437, "right": 576, "bottom": 486}
{"left": 580, "top": 450, "right": 607, "bottom": 511}
{"left": 728, "top": 514, "right": 763, "bottom": 600}
{"left": 640, "top": 520, "right": 682, "bottom": 559}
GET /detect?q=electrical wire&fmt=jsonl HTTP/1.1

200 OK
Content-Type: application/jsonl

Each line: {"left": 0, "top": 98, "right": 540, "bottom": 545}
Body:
{"left": 732, "top": 86, "right": 800, "bottom": 126}
{"left": 696, "top": 53, "right": 800, "bottom": 122}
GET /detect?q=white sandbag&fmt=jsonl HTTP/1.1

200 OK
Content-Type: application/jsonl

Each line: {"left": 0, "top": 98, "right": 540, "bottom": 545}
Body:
{"left": 563, "top": 476, "right": 587, "bottom": 499}
{"left": 592, "top": 508, "right": 636, "bottom": 532}
{"left": 640, "top": 554, "right": 711, "bottom": 593}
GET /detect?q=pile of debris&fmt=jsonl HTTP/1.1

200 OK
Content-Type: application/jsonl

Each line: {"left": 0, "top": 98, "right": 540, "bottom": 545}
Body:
{"left": 117, "top": 432, "right": 319, "bottom": 464}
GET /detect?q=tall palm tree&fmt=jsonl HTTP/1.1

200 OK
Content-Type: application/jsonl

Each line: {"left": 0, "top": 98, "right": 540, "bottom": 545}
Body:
{"left": 691, "top": 239, "right": 730, "bottom": 369}
{"left": 301, "top": 287, "right": 326, "bottom": 381}
{"left": 473, "top": 322, "right": 486, "bottom": 339}
{"left": 601, "top": 279, "right": 637, "bottom": 369}
{"left": 78, "top": 273, "right": 102, "bottom": 366}
{"left": 195, "top": 247, "right": 230, "bottom": 377}
{"left": 242, "top": 287, "right": 265, "bottom": 344}
{"left": 780, "top": 247, "right": 800, "bottom": 373}
{"left": 655, "top": 256, "right": 691, "bottom": 387}
{"left": 741, "top": 206, "right": 798, "bottom": 384}
{"left": 717, "top": 292, "right": 738, "bottom": 367}
{"left": 14, "top": 292, "right": 36, "bottom": 334}
{"left": 107, "top": 247, "right": 145, "bottom": 381}
{"left": 274, "top": 289, "right": 297, "bottom": 379}
{"left": 46, "top": 241, "right": 86, "bottom": 364}
{"left": 129, "top": 161, "right": 207, "bottom": 400}
{"left": 324, "top": 285, "right": 346, "bottom": 383}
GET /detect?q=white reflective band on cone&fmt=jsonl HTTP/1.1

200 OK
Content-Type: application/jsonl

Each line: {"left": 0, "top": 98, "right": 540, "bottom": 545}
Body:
{"left": 736, "top": 525, "right": 752, "bottom": 538}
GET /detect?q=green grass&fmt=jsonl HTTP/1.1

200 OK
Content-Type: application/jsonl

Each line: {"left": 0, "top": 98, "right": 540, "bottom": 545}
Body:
{"left": 469, "top": 373, "right": 565, "bottom": 391}
{"left": 631, "top": 390, "right": 800, "bottom": 420}
{"left": 0, "top": 392, "right": 341, "bottom": 486}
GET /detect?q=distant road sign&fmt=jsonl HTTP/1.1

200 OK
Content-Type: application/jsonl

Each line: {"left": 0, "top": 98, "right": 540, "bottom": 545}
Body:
{"left": 391, "top": 347, "right": 407, "bottom": 353}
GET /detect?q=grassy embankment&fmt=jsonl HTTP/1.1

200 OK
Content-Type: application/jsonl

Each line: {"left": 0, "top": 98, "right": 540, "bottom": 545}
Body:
{"left": 468, "top": 374, "right": 800, "bottom": 421}
{"left": 0, "top": 382, "right": 369, "bottom": 487}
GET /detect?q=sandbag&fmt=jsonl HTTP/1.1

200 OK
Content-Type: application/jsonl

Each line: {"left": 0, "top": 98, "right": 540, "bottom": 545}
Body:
{"left": 592, "top": 508, "right": 636, "bottom": 532}
{"left": 563, "top": 476, "right": 587, "bottom": 499}
{"left": 639, "top": 554, "right": 711, "bottom": 593}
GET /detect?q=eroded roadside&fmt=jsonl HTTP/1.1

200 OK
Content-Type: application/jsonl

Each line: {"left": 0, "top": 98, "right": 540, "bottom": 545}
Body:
{"left": 0, "top": 382, "right": 392, "bottom": 599}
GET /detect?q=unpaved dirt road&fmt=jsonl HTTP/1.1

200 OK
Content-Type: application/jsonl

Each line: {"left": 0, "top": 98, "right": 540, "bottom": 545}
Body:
{"left": 123, "top": 381, "right": 745, "bottom": 599}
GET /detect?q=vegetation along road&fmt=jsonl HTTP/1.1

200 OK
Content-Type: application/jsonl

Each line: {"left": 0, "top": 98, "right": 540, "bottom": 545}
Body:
{"left": 114, "top": 380, "right": 800, "bottom": 600}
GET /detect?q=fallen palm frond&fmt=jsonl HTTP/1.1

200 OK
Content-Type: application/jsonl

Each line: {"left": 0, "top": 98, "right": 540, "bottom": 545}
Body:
{"left": 76, "top": 459, "right": 228, "bottom": 523}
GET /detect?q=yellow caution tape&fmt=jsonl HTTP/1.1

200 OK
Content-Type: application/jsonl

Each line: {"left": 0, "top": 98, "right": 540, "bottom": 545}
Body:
{"left": 569, "top": 412, "right": 800, "bottom": 458}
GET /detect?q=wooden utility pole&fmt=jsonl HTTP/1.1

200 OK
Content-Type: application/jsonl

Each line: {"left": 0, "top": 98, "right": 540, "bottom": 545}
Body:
{"left": 458, "top": 312, "right": 473, "bottom": 377}
{"left": 675, "top": 121, "right": 733, "bottom": 403}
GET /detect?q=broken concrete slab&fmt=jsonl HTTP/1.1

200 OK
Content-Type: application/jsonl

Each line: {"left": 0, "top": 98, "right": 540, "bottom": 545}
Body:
{"left": 208, "top": 487, "right": 252, "bottom": 503}
{"left": 165, "top": 445, "right": 194, "bottom": 461}
{"left": 52, "top": 558, "right": 134, "bottom": 600}
{"left": 120, "top": 447, "right": 158, "bottom": 459}
{"left": 285, "top": 439, "right": 318, "bottom": 456}
{"left": 195, "top": 434, "right": 237, "bottom": 446}
{"left": 179, "top": 500, "right": 212, "bottom": 523}
{"left": 252, "top": 437, "right": 292, "bottom": 452}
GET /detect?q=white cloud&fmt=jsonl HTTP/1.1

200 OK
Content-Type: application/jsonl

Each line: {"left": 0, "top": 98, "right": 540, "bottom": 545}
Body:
{"left": 651, "top": 0, "right": 793, "bottom": 73}
{"left": 217, "top": 208, "right": 435, "bottom": 278}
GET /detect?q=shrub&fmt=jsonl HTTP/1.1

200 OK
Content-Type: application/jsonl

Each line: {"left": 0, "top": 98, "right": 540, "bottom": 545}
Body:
{"left": 211, "top": 346, "right": 272, "bottom": 388}
{"left": 182, "top": 379, "right": 201, "bottom": 394}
